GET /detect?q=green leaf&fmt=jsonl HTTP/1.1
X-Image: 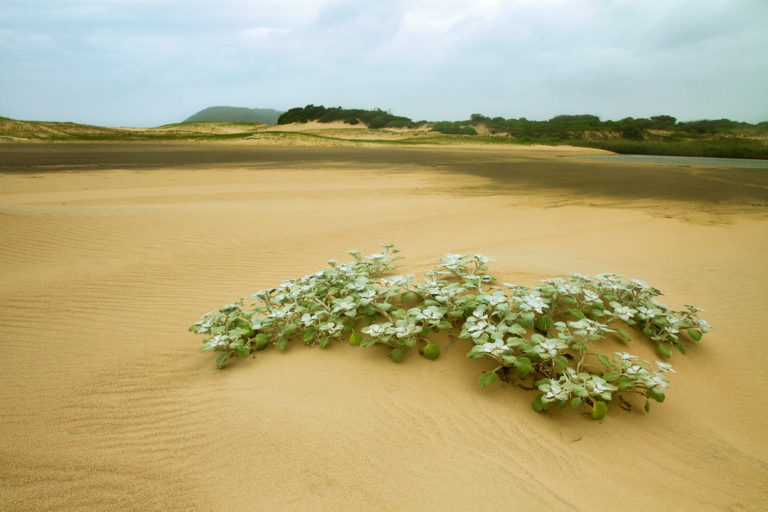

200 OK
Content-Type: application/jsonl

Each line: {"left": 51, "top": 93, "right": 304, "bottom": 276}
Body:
{"left": 360, "top": 338, "right": 376, "bottom": 348}
{"left": 644, "top": 399, "right": 651, "bottom": 413}
{"left": 276, "top": 338, "right": 288, "bottom": 350}
{"left": 618, "top": 328, "right": 632, "bottom": 342}
{"left": 215, "top": 353, "right": 228, "bottom": 370}
{"left": 437, "top": 321, "right": 453, "bottom": 329}
{"left": 603, "top": 371, "right": 620, "bottom": 382}
{"left": 591, "top": 400, "right": 608, "bottom": 419}
{"left": 349, "top": 332, "right": 363, "bottom": 346}
{"left": 400, "top": 291, "right": 417, "bottom": 304}
{"left": 302, "top": 328, "right": 316, "bottom": 342}
{"left": 253, "top": 333, "right": 270, "bottom": 351}
{"left": 657, "top": 343, "right": 671, "bottom": 358}
{"left": 597, "top": 354, "right": 611, "bottom": 368}
{"left": 535, "top": 315, "right": 554, "bottom": 331}
{"left": 553, "top": 355, "right": 569, "bottom": 370}
{"left": 532, "top": 394, "right": 546, "bottom": 412}
{"left": 559, "top": 296, "right": 577, "bottom": 306}
{"left": 564, "top": 308, "right": 586, "bottom": 319}
{"left": 514, "top": 357, "right": 532, "bottom": 378}
{"left": 501, "top": 355, "right": 517, "bottom": 365}
{"left": 478, "top": 370, "right": 499, "bottom": 388}
{"left": 646, "top": 387, "right": 666, "bottom": 403}
{"left": 466, "top": 345, "right": 487, "bottom": 359}
{"left": 318, "top": 336, "right": 330, "bottom": 349}
{"left": 571, "top": 397, "right": 583, "bottom": 408}
{"left": 508, "top": 323, "right": 527, "bottom": 336}
{"left": 517, "top": 317, "right": 534, "bottom": 330}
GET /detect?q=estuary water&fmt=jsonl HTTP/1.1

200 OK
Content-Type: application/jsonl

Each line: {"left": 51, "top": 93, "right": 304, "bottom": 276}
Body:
{"left": 571, "top": 154, "right": 768, "bottom": 168}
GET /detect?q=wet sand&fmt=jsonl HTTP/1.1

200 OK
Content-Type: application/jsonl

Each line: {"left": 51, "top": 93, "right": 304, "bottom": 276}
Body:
{"left": 1, "top": 142, "right": 767, "bottom": 510}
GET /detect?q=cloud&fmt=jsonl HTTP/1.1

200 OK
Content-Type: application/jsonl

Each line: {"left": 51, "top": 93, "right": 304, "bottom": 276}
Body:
{"left": 0, "top": 0, "right": 766, "bottom": 125}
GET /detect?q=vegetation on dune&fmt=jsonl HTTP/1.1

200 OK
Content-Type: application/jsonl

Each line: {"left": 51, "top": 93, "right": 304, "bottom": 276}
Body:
{"left": 190, "top": 246, "right": 709, "bottom": 419}
{"left": 2, "top": 107, "right": 766, "bottom": 159}
{"left": 278, "top": 104, "right": 421, "bottom": 129}
{"left": 468, "top": 113, "right": 768, "bottom": 159}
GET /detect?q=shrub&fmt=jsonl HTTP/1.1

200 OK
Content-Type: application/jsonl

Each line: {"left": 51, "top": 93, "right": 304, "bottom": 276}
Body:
{"left": 190, "top": 246, "right": 709, "bottom": 418}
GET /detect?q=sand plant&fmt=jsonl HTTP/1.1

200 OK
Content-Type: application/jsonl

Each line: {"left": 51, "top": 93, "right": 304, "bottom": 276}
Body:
{"left": 190, "top": 245, "right": 708, "bottom": 418}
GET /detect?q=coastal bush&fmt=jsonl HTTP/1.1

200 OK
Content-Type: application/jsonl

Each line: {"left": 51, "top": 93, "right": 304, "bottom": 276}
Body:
{"left": 190, "top": 246, "right": 709, "bottom": 418}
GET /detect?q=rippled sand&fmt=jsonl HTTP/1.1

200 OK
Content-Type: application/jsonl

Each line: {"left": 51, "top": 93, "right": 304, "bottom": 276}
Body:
{"left": 1, "top": 143, "right": 766, "bottom": 510}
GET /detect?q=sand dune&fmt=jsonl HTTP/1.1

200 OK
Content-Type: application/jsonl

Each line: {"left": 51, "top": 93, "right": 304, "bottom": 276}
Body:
{"left": 1, "top": 144, "right": 766, "bottom": 510}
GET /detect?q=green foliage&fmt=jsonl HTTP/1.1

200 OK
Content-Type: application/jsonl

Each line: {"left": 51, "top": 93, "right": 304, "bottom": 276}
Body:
{"left": 190, "top": 246, "right": 709, "bottom": 419}
{"left": 430, "top": 121, "right": 477, "bottom": 135}
{"left": 276, "top": 104, "right": 418, "bottom": 129}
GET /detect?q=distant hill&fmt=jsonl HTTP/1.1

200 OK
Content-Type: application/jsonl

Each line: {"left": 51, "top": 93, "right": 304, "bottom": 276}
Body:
{"left": 184, "top": 106, "right": 283, "bottom": 125}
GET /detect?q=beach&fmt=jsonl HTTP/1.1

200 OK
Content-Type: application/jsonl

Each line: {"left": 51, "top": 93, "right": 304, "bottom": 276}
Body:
{"left": 1, "top": 142, "right": 767, "bottom": 511}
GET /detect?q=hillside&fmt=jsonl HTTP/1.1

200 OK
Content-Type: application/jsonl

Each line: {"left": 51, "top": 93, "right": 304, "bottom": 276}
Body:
{"left": 183, "top": 106, "right": 283, "bottom": 125}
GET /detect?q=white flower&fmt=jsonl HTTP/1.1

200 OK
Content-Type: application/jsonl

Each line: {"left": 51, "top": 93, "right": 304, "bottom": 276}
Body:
{"left": 533, "top": 339, "right": 564, "bottom": 358}
{"left": 638, "top": 306, "right": 661, "bottom": 318}
{"left": 361, "top": 323, "right": 391, "bottom": 337}
{"left": 521, "top": 293, "right": 548, "bottom": 313}
{"left": 655, "top": 362, "right": 675, "bottom": 373}
{"left": 422, "top": 306, "right": 445, "bottom": 321}
{"left": 583, "top": 289, "right": 600, "bottom": 303}
{"left": 467, "top": 320, "right": 489, "bottom": 338}
{"left": 318, "top": 322, "right": 343, "bottom": 335}
{"left": 544, "top": 381, "right": 566, "bottom": 402}
{"left": 612, "top": 305, "right": 636, "bottom": 320}
{"left": 586, "top": 376, "right": 616, "bottom": 395}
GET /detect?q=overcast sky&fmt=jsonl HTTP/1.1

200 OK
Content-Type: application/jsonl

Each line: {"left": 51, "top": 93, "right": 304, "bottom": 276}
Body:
{"left": 1, "top": 0, "right": 766, "bottom": 126}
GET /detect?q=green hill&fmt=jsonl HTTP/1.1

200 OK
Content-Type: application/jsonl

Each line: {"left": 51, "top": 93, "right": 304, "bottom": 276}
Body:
{"left": 183, "top": 106, "right": 283, "bottom": 125}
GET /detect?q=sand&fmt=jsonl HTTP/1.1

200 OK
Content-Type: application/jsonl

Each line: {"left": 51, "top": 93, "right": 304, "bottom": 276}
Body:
{"left": 1, "top": 143, "right": 767, "bottom": 511}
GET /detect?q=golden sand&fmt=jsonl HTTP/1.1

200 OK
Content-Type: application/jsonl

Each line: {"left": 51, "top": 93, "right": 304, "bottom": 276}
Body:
{"left": 1, "top": 144, "right": 766, "bottom": 510}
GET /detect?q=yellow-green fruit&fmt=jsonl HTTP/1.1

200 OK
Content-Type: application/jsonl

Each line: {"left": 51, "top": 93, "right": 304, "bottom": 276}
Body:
{"left": 349, "top": 332, "right": 362, "bottom": 346}
{"left": 422, "top": 343, "right": 440, "bottom": 360}
{"left": 391, "top": 348, "right": 404, "bottom": 363}
{"left": 591, "top": 400, "right": 608, "bottom": 420}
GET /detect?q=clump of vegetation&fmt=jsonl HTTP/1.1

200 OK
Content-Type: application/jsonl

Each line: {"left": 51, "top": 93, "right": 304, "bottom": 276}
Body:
{"left": 277, "top": 105, "right": 420, "bottom": 129}
{"left": 190, "top": 246, "right": 709, "bottom": 419}
{"left": 430, "top": 121, "right": 478, "bottom": 135}
{"left": 468, "top": 113, "right": 768, "bottom": 159}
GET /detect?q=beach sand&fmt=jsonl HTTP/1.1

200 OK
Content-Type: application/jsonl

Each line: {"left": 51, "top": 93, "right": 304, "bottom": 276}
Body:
{"left": 1, "top": 143, "right": 767, "bottom": 510}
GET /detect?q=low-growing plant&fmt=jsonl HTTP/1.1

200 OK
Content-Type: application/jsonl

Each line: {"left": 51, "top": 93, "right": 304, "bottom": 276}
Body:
{"left": 190, "top": 245, "right": 709, "bottom": 418}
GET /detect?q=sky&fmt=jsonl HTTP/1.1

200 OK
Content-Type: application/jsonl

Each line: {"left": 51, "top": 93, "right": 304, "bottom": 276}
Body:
{"left": 1, "top": 0, "right": 767, "bottom": 127}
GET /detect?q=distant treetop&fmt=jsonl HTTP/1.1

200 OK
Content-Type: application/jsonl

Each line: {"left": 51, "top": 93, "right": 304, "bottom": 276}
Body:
{"left": 277, "top": 105, "right": 419, "bottom": 129}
